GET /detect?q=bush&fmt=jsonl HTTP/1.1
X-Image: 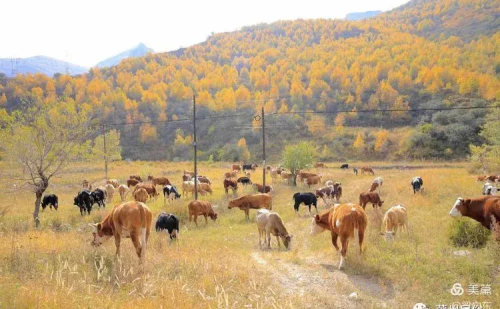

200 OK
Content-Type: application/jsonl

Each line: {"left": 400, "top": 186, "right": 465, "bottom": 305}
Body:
{"left": 449, "top": 219, "right": 491, "bottom": 248}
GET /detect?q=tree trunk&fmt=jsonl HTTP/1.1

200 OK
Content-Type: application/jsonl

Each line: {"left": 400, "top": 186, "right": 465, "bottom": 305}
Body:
{"left": 292, "top": 173, "right": 297, "bottom": 186}
{"left": 33, "top": 192, "right": 42, "bottom": 228}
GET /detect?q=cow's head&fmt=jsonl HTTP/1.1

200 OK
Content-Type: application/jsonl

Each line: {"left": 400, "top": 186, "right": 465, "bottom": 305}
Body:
{"left": 169, "top": 229, "right": 178, "bottom": 240}
{"left": 283, "top": 235, "right": 292, "bottom": 249}
{"left": 73, "top": 196, "right": 78, "bottom": 206}
{"left": 209, "top": 212, "right": 218, "bottom": 221}
{"left": 228, "top": 200, "right": 236, "bottom": 209}
{"left": 385, "top": 231, "right": 395, "bottom": 242}
{"left": 449, "top": 197, "right": 469, "bottom": 218}
{"left": 90, "top": 223, "right": 112, "bottom": 247}
{"left": 377, "top": 200, "right": 384, "bottom": 207}
{"left": 310, "top": 215, "right": 327, "bottom": 235}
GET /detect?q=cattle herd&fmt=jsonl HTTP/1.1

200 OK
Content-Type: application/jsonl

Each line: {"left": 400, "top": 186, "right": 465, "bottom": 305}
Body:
{"left": 40, "top": 164, "right": 499, "bottom": 269}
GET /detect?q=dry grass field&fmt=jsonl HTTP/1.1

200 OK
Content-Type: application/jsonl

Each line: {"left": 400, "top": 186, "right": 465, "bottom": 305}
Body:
{"left": 0, "top": 161, "right": 498, "bottom": 308}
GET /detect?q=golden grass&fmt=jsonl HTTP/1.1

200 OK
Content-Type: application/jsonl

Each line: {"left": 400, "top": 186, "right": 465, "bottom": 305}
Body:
{"left": 0, "top": 161, "right": 498, "bottom": 308}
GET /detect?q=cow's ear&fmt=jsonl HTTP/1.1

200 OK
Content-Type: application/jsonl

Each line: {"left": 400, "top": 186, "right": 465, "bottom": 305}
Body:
{"left": 463, "top": 199, "right": 471, "bottom": 206}
{"left": 97, "top": 223, "right": 102, "bottom": 230}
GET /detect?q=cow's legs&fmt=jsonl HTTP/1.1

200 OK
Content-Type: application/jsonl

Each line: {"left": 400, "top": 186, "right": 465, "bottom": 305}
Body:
{"left": 258, "top": 229, "right": 262, "bottom": 247}
{"left": 276, "top": 235, "right": 280, "bottom": 247}
{"left": 331, "top": 231, "right": 339, "bottom": 251}
{"left": 266, "top": 230, "right": 271, "bottom": 248}
{"left": 194, "top": 215, "right": 198, "bottom": 226}
{"left": 130, "top": 232, "right": 143, "bottom": 261}
{"left": 245, "top": 209, "right": 250, "bottom": 222}
{"left": 339, "top": 235, "right": 349, "bottom": 269}
{"left": 358, "top": 229, "right": 365, "bottom": 254}
{"left": 114, "top": 233, "right": 121, "bottom": 259}
{"left": 204, "top": 214, "right": 208, "bottom": 225}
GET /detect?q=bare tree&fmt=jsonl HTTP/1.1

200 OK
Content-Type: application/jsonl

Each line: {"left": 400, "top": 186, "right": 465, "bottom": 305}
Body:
{"left": 0, "top": 101, "right": 96, "bottom": 226}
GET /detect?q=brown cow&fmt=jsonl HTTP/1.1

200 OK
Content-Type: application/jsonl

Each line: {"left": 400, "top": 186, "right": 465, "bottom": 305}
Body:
{"left": 106, "top": 179, "right": 119, "bottom": 188}
{"left": 310, "top": 203, "right": 367, "bottom": 269}
{"left": 182, "top": 174, "right": 191, "bottom": 181}
{"left": 450, "top": 196, "right": 500, "bottom": 230}
{"left": 224, "top": 171, "right": 237, "bottom": 179}
{"left": 360, "top": 167, "right": 375, "bottom": 175}
{"left": 196, "top": 176, "right": 212, "bottom": 184}
{"left": 333, "top": 182, "right": 342, "bottom": 202}
{"left": 198, "top": 183, "right": 213, "bottom": 195}
{"left": 305, "top": 175, "right": 322, "bottom": 188}
{"left": 253, "top": 183, "right": 273, "bottom": 193}
{"left": 477, "top": 175, "right": 488, "bottom": 181}
{"left": 134, "top": 183, "right": 159, "bottom": 199}
{"left": 281, "top": 172, "right": 292, "bottom": 182}
{"left": 232, "top": 164, "right": 241, "bottom": 172}
{"left": 90, "top": 201, "right": 152, "bottom": 262}
{"left": 127, "top": 179, "right": 140, "bottom": 188}
{"left": 188, "top": 200, "right": 217, "bottom": 226}
{"left": 224, "top": 179, "right": 238, "bottom": 194}
{"left": 118, "top": 184, "right": 129, "bottom": 201}
{"left": 359, "top": 192, "right": 384, "bottom": 209}
{"left": 314, "top": 163, "right": 326, "bottom": 168}
{"left": 134, "top": 188, "right": 149, "bottom": 203}
{"left": 129, "top": 175, "right": 142, "bottom": 182}
{"left": 298, "top": 171, "right": 317, "bottom": 181}
{"left": 82, "top": 179, "right": 93, "bottom": 191}
{"left": 152, "top": 176, "right": 171, "bottom": 187}
{"left": 228, "top": 194, "right": 273, "bottom": 221}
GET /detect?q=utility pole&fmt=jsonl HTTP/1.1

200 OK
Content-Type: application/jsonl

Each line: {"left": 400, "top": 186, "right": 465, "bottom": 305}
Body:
{"left": 262, "top": 106, "right": 266, "bottom": 189}
{"left": 103, "top": 125, "right": 108, "bottom": 179}
{"left": 193, "top": 95, "right": 198, "bottom": 200}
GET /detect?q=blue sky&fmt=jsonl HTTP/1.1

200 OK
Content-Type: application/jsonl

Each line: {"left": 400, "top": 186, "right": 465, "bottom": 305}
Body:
{"left": 1, "top": 0, "right": 409, "bottom": 67}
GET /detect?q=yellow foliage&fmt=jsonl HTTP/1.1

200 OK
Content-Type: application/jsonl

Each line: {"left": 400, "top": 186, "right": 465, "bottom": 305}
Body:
{"left": 353, "top": 132, "right": 365, "bottom": 149}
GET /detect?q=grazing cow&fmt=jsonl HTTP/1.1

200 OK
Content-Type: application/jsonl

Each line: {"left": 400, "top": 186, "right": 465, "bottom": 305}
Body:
{"left": 91, "top": 187, "right": 107, "bottom": 208}
{"left": 316, "top": 187, "right": 335, "bottom": 205}
{"left": 74, "top": 190, "right": 93, "bottom": 216}
{"left": 182, "top": 181, "right": 206, "bottom": 197}
{"left": 310, "top": 203, "right": 367, "bottom": 269}
{"left": 134, "top": 188, "right": 149, "bottom": 203}
{"left": 90, "top": 201, "right": 152, "bottom": 263}
{"left": 477, "top": 175, "right": 488, "bottom": 181}
{"left": 42, "top": 194, "right": 59, "bottom": 211}
{"left": 106, "top": 179, "right": 119, "bottom": 188}
{"left": 237, "top": 176, "right": 252, "bottom": 186}
{"left": 105, "top": 184, "right": 115, "bottom": 203}
{"left": 281, "top": 172, "right": 292, "bottom": 182}
{"left": 118, "top": 184, "right": 129, "bottom": 202}
{"left": 483, "top": 183, "right": 498, "bottom": 196}
{"left": 412, "top": 177, "right": 424, "bottom": 194}
{"left": 298, "top": 171, "right": 317, "bottom": 182}
{"left": 127, "top": 179, "right": 140, "bottom": 188}
{"left": 340, "top": 164, "right": 349, "bottom": 170}
{"left": 188, "top": 200, "right": 217, "bottom": 226}
{"left": 224, "top": 171, "right": 237, "bottom": 179}
{"left": 242, "top": 164, "right": 252, "bottom": 172}
{"left": 253, "top": 183, "right": 272, "bottom": 193}
{"left": 256, "top": 209, "right": 292, "bottom": 249}
{"left": 353, "top": 168, "right": 358, "bottom": 176}
{"left": 370, "top": 177, "right": 383, "bottom": 194}
{"left": 198, "top": 183, "right": 213, "bottom": 195}
{"left": 163, "top": 185, "right": 181, "bottom": 205}
{"left": 381, "top": 205, "right": 408, "bottom": 241}
{"left": 228, "top": 194, "right": 273, "bottom": 221}
{"left": 360, "top": 167, "right": 375, "bottom": 175}
{"left": 315, "top": 163, "right": 326, "bottom": 168}
{"left": 270, "top": 169, "right": 278, "bottom": 182}
{"left": 129, "top": 175, "right": 142, "bottom": 182}
{"left": 232, "top": 164, "right": 241, "bottom": 172}
{"left": 155, "top": 212, "right": 179, "bottom": 240}
{"left": 182, "top": 174, "right": 191, "bottom": 181}
{"left": 449, "top": 196, "right": 500, "bottom": 230}
{"left": 82, "top": 179, "right": 92, "bottom": 191}
{"left": 486, "top": 175, "right": 499, "bottom": 182}
{"left": 293, "top": 192, "right": 318, "bottom": 215}
{"left": 152, "top": 176, "right": 172, "bottom": 187}
{"left": 333, "top": 182, "right": 342, "bottom": 202}
{"left": 359, "top": 192, "right": 384, "bottom": 209}
{"left": 134, "top": 183, "right": 159, "bottom": 200}
{"left": 196, "top": 176, "right": 212, "bottom": 184}
{"left": 224, "top": 179, "right": 238, "bottom": 194}
{"left": 305, "top": 175, "right": 322, "bottom": 188}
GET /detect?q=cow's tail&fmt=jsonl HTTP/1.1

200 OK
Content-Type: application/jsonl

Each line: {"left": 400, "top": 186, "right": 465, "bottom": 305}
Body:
{"left": 269, "top": 197, "right": 273, "bottom": 210}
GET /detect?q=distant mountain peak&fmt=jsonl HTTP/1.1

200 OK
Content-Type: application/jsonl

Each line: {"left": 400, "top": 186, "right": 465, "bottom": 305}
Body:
{"left": 0, "top": 55, "right": 87, "bottom": 77}
{"left": 345, "top": 11, "right": 383, "bottom": 21}
{"left": 96, "top": 43, "right": 154, "bottom": 68}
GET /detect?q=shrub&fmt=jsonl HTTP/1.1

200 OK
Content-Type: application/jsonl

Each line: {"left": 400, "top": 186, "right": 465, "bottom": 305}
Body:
{"left": 448, "top": 219, "right": 491, "bottom": 248}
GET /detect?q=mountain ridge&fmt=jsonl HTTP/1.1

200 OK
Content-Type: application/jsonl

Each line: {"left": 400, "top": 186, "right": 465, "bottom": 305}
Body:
{"left": 96, "top": 43, "right": 154, "bottom": 68}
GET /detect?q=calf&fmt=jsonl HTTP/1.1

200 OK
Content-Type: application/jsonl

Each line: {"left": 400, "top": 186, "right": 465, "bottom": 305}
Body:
{"left": 256, "top": 209, "right": 291, "bottom": 249}
{"left": 359, "top": 192, "right": 384, "bottom": 210}
{"left": 333, "top": 182, "right": 342, "bottom": 202}
{"left": 253, "top": 183, "right": 272, "bottom": 193}
{"left": 91, "top": 187, "right": 107, "bottom": 208}
{"left": 74, "top": 190, "right": 93, "bottom": 216}
{"left": 188, "top": 200, "right": 217, "bottom": 226}
{"left": 228, "top": 194, "right": 272, "bottom": 221}
{"left": 293, "top": 192, "right": 318, "bottom": 215}
{"left": 360, "top": 166, "right": 375, "bottom": 175}
{"left": 134, "top": 188, "right": 149, "bottom": 203}
{"left": 127, "top": 179, "right": 140, "bottom": 188}
{"left": 163, "top": 185, "right": 181, "bottom": 205}
{"left": 105, "top": 184, "right": 115, "bottom": 203}
{"left": 42, "top": 194, "right": 59, "bottom": 211}
{"left": 450, "top": 196, "right": 500, "bottom": 230}
{"left": 316, "top": 187, "right": 335, "bottom": 205}
{"left": 381, "top": 205, "right": 408, "bottom": 241}
{"left": 486, "top": 175, "right": 498, "bottom": 182}
{"left": 310, "top": 204, "right": 367, "bottom": 269}
{"left": 129, "top": 175, "right": 142, "bottom": 182}
{"left": 224, "top": 171, "right": 237, "bottom": 179}
{"left": 155, "top": 212, "right": 179, "bottom": 240}
{"left": 237, "top": 176, "right": 252, "bottom": 186}
{"left": 134, "top": 183, "right": 159, "bottom": 199}
{"left": 369, "top": 177, "right": 383, "bottom": 194}
{"left": 412, "top": 176, "right": 423, "bottom": 194}
{"left": 305, "top": 175, "right": 322, "bottom": 188}
{"left": 118, "top": 184, "right": 129, "bottom": 201}
{"left": 340, "top": 164, "right": 349, "bottom": 170}
{"left": 224, "top": 179, "right": 238, "bottom": 194}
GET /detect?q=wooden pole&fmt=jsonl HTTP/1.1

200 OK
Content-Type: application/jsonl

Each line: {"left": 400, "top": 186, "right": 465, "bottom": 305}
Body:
{"left": 262, "top": 107, "right": 266, "bottom": 189}
{"left": 103, "top": 125, "right": 108, "bottom": 179}
{"left": 193, "top": 95, "right": 198, "bottom": 200}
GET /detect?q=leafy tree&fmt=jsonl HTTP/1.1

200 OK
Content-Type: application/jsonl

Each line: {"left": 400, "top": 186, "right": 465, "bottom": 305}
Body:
{"left": 470, "top": 103, "right": 500, "bottom": 171}
{"left": 0, "top": 101, "right": 95, "bottom": 226}
{"left": 92, "top": 129, "right": 122, "bottom": 163}
{"left": 282, "top": 141, "right": 315, "bottom": 186}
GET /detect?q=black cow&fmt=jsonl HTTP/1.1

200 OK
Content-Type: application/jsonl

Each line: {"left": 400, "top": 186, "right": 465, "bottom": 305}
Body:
{"left": 163, "top": 185, "right": 181, "bottom": 203}
{"left": 237, "top": 176, "right": 252, "bottom": 186}
{"left": 74, "top": 190, "right": 93, "bottom": 216}
{"left": 91, "top": 188, "right": 106, "bottom": 208}
{"left": 155, "top": 212, "right": 179, "bottom": 241}
{"left": 42, "top": 194, "right": 59, "bottom": 211}
{"left": 292, "top": 192, "right": 318, "bottom": 214}
{"left": 242, "top": 164, "right": 256, "bottom": 172}
{"left": 412, "top": 177, "right": 424, "bottom": 194}
{"left": 353, "top": 168, "right": 358, "bottom": 175}
{"left": 340, "top": 163, "right": 349, "bottom": 170}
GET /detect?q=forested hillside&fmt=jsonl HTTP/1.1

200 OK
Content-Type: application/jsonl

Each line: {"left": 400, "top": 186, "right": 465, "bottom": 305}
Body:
{"left": 0, "top": 0, "right": 498, "bottom": 161}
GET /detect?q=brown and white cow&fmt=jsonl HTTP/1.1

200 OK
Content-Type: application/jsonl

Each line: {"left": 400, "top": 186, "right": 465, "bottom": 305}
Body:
{"left": 359, "top": 192, "right": 384, "bottom": 209}
{"left": 381, "top": 205, "right": 408, "bottom": 241}
{"left": 253, "top": 183, "right": 273, "bottom": 193}
{"left": 106, "top": 179, "right": 120, "bottom": 188}
{"left": 224, "top": 179, "right": 238, "bottom": 194}
{"left": 316, "top": 186, "right": 335, "bottom": 205}
{"left": 118, "top": 184, "right": 129, "bottom": 201}
{"left": 90, "top": 201, "right": 152, "bottom": 263}
{"left": 256, "top": 209, "right": 291, "bottom": 249}
{"left": 310, "top": 203, "right": 367, "bottom": 269}
{"left": 188, "top": 200, "right": 217, "bottom": 226}
{"left": 449, "top": 196, "right": 500, "bottom": 230}
{"left": 228, "top": 194, "right": 273, "bottom": 221}
{"left": 486, "top": 175, "right": 499, "bottom": 183}
{"left": 360, "top": 167, "right": 375, "bottom": 175}
{"left": 369, "top": 177, "right": 383, "bottom": 194}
